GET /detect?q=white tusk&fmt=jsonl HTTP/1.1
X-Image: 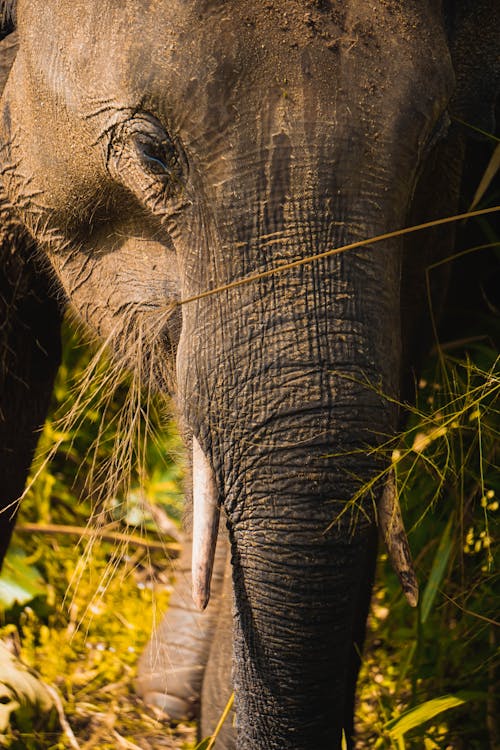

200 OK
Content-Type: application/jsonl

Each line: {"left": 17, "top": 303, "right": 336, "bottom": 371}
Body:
{"left": 192, "top": 436, "right": 220, "bottom": 611}
{"left": 379, "top": 470, "right": 419, "bottom": 607}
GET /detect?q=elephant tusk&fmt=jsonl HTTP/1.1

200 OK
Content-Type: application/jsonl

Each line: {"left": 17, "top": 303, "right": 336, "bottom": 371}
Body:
{"left": 192, "top": 436, "right": 220, "bottom": 611}
{"left": 379, "top": 470, "right": 419, "bottom": 607}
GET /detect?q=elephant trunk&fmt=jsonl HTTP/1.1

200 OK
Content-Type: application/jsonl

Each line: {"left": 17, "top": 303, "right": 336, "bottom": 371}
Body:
{"left": 176, "top": 129, "right": 418, "bottom": 743}
{"left": 182, "top": 240, "right": 405, "bottom": 746}
{"left": 227, "top": 414, "right": 384, "bottom": 749}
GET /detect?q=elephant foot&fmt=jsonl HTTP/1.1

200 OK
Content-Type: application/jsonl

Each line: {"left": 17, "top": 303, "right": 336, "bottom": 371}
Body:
{"left": 136, "top": 602, "right": 210, "bottom": 721}
{"left": 140, "top": 689, "right": 199, "bottom": 722}
{"left": 136, "top": 528, "right": 229, "bottom": 721}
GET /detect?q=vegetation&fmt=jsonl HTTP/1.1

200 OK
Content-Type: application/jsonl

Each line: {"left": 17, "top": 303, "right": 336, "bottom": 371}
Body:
{"left": 359, "top": 346, "right": 499, "bottom": 749}
{"left": 0, "top": 322, "right": 194, "bottom": 749}
{"left": 357, "top": 151, "right": 500, "bottom": 748}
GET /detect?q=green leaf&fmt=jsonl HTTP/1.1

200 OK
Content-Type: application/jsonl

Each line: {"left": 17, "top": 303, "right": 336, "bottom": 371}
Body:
{"left": 0, "top": 548, "right": 46, "bottom": 609}
{"left": 385, "top": 694, "right": 467, "bottom": 738}
{"left": 420, "top": 517, "right": 453, "bottom": 625}
{"left": 0, "top": 642, "right": 55, "bottom": 737}
{"left": 194, "top": 740, "right": 211, "bottom": 750}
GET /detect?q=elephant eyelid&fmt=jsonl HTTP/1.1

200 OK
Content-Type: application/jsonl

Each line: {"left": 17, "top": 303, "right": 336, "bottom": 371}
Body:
{"left": 106, "top": 113, "right": 187, "bottom": 186}
{"left": 106, "top": 114, "right": 191, "bottom": 220}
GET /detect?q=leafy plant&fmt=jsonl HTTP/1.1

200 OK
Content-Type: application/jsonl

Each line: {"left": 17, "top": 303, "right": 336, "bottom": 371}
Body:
{"left": 0, "top": 550, "right": 47, "bottom": 611}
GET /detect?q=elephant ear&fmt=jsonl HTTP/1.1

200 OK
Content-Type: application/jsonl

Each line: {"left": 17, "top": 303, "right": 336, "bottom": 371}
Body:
{"left": 445, "top": 0, "right": 499, "bottom": 137}
{"left": 0, "top": 1, "right": 15, "bottom": 41}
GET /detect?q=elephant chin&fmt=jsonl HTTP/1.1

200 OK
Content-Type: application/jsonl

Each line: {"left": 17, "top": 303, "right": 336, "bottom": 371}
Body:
{"left": 191, "top": 436, "right": 220, "bottom": 611}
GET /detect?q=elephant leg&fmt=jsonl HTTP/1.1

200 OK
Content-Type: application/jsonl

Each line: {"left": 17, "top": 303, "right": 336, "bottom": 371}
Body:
{"left": 0, "top": 235, "right": 62, "bottom": 567}
{"left": 199, "top": 558, "right": 235, "bottom": 749}
{"left": 136, "top": 520, "right": 229, "bottom": 720}
{"left": 344, "top": 528, "right": 378, "bottom": 749}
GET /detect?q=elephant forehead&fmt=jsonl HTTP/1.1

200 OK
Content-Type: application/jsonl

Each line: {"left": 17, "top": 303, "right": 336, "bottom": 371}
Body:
{"left": 17, "top": 0, "right": 452, "bottom": 141}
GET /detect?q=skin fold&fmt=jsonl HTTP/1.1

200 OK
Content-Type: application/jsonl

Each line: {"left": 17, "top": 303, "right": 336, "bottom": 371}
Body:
{"left": 0, "top": 2, "right": 498, "bottom": 748}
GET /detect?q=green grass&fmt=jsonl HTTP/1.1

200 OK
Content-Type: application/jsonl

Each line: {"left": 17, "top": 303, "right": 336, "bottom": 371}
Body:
{"left": 357, "top": 331, "right": 499, "bottom": 748}
{"left": 0, "top": 321, "right": 193, "bottom": 749}
{"left": 355, "top": 132, "right": 500, "bottom": 749}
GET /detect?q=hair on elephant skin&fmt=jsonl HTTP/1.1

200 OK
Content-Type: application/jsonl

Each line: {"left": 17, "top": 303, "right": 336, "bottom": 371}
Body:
{"left": 0, "top": 2, "right": 498, "bottom": 749}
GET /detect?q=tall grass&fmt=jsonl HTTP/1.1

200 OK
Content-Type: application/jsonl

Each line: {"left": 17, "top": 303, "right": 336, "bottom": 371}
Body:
{"left": 0, "top": 320, "right": 189, "bottom": 749}
{"left": 358, "top": 257, "right": 499, "bottom": 746}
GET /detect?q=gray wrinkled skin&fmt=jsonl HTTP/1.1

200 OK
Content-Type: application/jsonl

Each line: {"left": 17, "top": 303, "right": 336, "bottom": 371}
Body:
{"left": 0, "top": 2, "right": 498, "bottom": 748}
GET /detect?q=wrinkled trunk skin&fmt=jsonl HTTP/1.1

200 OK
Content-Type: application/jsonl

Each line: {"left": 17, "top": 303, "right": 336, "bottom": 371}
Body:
{"left": 178, "top": 184, "right": 404, "bottom": 748}
{"left": 231, "top": 483, "right": 377, "bottom": 749}
{"left": 214, "top": 323, "right": 393, "bottom": 749}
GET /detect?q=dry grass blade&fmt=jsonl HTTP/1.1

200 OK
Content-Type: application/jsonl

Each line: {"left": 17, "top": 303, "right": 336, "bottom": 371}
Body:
{"left": 43, "top": 683, "right": 81, "bottom": 750}
{"left": 177, "top": 206, "right": 500, "bottom": 307}
{"left": 197, "top": 692, "right": 234, "bottom": 750}
{"left": 469, "top": 143, "right": 500, "bottom": 211}
{"left": 15, "top": 523, "right": 181, "bottom": 553}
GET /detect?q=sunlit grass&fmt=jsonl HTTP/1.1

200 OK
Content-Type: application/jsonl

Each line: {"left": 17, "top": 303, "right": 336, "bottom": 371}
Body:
{"left": 0, "top": 319, "right": 191, "bottom": 749}
{"left": 357, "top": 348, "right": 499, "bottom": 749}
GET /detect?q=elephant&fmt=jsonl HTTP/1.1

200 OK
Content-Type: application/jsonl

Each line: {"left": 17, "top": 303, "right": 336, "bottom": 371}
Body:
{"left": 0, "top": 1, "right": 498, "bottom": 748}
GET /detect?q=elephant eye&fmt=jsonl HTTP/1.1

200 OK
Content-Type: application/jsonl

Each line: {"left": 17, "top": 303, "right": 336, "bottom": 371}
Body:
{"left": 107, "top": 114, "right": 186, "bottom": 198}
{"left": 132, "top": 131, "right": 181, "bottom": 180}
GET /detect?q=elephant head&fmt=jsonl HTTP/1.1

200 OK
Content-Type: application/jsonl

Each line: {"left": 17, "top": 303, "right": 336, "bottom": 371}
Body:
{"left": 0, "top": 1, "right": 497, "bottom": 748}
